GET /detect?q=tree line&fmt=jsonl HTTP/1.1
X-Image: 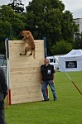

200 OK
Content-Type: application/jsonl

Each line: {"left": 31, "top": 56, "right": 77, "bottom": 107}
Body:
{"left": 0, "top": 0, "right": 82, "bottom": 55}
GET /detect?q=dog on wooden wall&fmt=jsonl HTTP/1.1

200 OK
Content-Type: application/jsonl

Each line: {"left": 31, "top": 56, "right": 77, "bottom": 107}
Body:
{"left": 20, "top": 30, "right": 35, "bottom": 59}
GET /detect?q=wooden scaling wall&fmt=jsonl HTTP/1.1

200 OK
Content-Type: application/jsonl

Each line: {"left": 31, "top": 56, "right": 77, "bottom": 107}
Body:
{"left": 7, "top": 40, "right": 44, "bottom": 104}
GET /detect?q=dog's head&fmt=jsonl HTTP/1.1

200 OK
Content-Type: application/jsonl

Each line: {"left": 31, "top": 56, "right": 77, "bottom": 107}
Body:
{"left": 20, "top": 30, "right": 31, "bottom": 38}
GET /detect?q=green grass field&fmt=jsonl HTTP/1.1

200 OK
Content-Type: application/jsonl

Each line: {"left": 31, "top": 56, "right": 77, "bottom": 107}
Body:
{"left": 5, "top": 71, "right": 82, "bottom": 124}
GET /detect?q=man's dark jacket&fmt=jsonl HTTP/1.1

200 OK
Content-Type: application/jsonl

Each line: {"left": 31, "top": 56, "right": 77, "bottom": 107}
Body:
{"left": 0, "top": 67, "right": 8, "bottom": 109}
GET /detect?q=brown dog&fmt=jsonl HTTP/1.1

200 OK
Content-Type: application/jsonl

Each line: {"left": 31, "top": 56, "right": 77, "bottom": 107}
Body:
{"left": 20, "top": 30, "right": 35, "bottom": 59}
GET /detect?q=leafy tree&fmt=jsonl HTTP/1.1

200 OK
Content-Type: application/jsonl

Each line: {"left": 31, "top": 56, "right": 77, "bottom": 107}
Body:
{"left": 51, "top": 40, "right": 72, "bottom": 55}
{"left": 0, "top": 0, "right": 79, "bottom": 55}
{"left": 61, "top": 10, "right": 78, "bottom": 44}
{"left": 0, "top": 5, "right": 25, "bottom": 37}
{"left": 25, "top": 0, "right": 78, "bottom": 55}
{"left": 73, "top": 33, "right": 82, "bottom": 49}
{"left": 0, "top": 20, "right": 11, "bottom": 54}
{"left": 0, "top": 5, "right": 25, "bottom": 53}
{"left": 8, "top": 0, "right": 24, "bottom": 13}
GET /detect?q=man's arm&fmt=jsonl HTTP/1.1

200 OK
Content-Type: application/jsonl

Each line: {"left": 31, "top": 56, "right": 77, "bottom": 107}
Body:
{"left": 52, "top": 65, "right": 55, "bottom": 83}
{"left": 52, "top": 73, "right": 55, "bottom": 83}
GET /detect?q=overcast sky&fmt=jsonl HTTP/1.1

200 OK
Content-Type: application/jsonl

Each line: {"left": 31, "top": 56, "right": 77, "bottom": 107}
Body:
{"left": 0, "top": 0, "right": 82, "bottom": 19}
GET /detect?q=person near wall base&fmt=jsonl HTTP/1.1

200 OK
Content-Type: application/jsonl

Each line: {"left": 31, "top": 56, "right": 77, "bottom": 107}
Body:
{"left": 41, "top": 58, "right": 57, "bottom": 101}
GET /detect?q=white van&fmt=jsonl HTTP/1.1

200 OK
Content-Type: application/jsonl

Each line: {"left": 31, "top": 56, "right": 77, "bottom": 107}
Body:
{"left": 46, "top": 56, "right": 59, "bottom": 70}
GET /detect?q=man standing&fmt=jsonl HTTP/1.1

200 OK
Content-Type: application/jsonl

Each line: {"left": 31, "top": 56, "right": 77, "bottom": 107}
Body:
{"left": 0, "top": 67, "right": 8, "bottom": 124}
{"left": 41, "top": 58, "right": 57, "bottom": 101}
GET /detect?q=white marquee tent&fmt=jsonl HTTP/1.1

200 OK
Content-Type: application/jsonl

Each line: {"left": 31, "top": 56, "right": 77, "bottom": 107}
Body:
{"left": 59, "top": 49, "right": 82, "bottom": 72}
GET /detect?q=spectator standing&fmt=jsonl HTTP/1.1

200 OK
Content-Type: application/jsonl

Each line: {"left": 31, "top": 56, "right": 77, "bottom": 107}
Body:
{"left": 0, "top": 67, "right": 8, "bottom": 124}
{"left": 41, "top": 58, "right": 57, "bottom": 101}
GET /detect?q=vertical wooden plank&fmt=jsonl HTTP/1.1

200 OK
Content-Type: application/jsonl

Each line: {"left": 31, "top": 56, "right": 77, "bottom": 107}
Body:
{"left": 8, "top": 40, "right": 44, "bottom": 104}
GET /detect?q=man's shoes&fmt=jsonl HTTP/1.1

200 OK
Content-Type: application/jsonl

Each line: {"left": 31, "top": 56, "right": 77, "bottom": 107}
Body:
{"left": 42, "top": 99, "right": 49, "bottom": 102}
{"left": 54, "top": 98, "right": 57, "bottom": 101}
{"left": 42, "top": 98, "right": 57, "bottom": 102}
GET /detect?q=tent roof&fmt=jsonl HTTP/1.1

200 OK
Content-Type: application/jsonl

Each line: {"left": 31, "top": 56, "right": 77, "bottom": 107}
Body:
{"left": 61, "top": 49, "right": 82, "bottom": 57}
